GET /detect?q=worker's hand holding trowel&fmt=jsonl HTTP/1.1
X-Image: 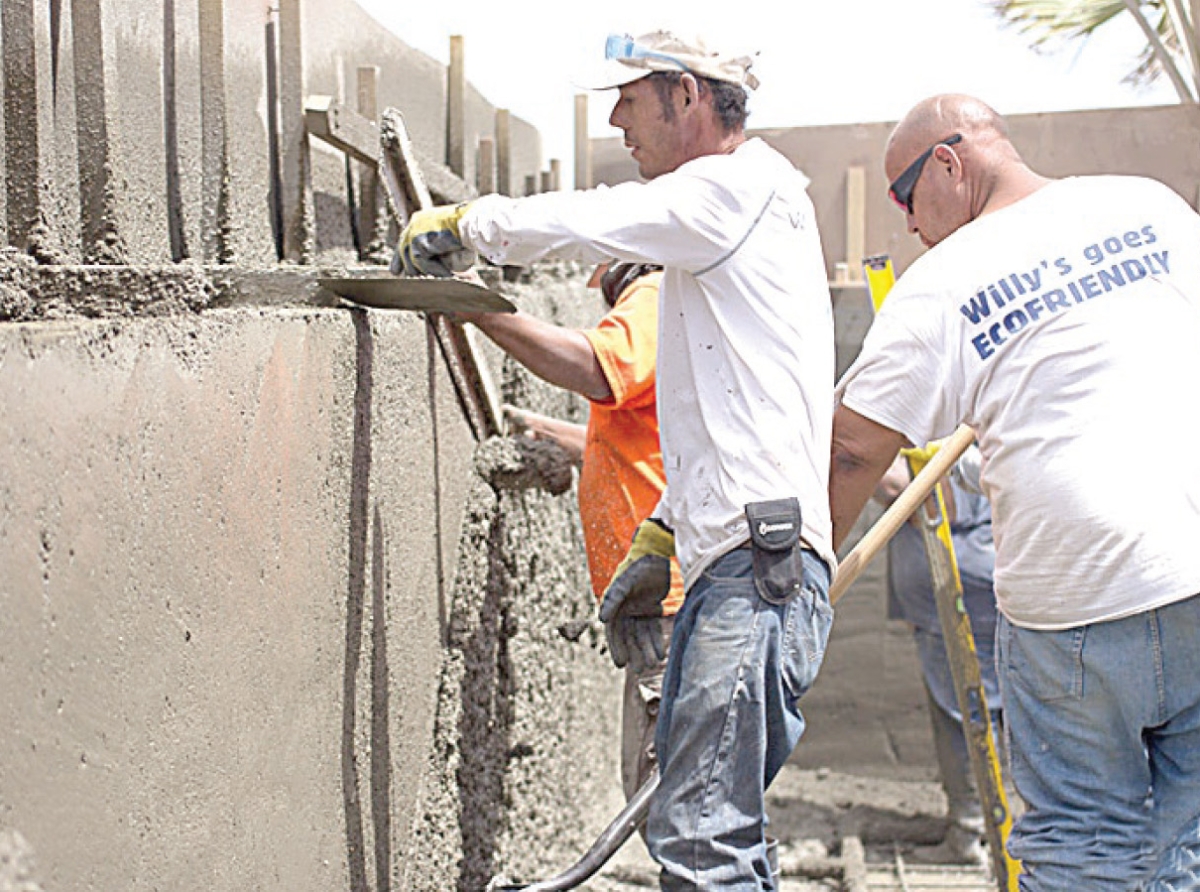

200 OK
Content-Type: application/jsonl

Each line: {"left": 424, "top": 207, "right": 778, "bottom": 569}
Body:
{"left": 394, "top": 202, "right": 477, "bottom": 277}
{"left": 598, "top": 518, "right": 675, "bottom": 674}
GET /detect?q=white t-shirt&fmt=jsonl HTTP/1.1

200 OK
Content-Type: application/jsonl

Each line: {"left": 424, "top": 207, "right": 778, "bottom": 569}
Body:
{"left": 461, "top": 138, "right": 835, "bottom": 587}
{"left": 839, "top": 175, "right": 1200, "bottom": 629}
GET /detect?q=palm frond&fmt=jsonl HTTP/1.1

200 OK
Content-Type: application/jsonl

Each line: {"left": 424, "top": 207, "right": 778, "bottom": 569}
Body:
{"left": 988, "top": 0, "right": 1128, "bottom": 45}
{"left": 987, "top": 0, "right": 1198, "bottom": 101}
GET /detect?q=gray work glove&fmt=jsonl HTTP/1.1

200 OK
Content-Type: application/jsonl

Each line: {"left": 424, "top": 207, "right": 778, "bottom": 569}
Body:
{"left": 394, "top": 202, "right": 477, "bottom": 277}
{"left": 598, "top": 519, "right": 674, "bottom": 674}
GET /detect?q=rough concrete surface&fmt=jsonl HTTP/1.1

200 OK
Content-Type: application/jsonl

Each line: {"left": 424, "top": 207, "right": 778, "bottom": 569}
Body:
{"left": 0, "top": 258, "right": 638, "bottom": 892}
{"left": 0, "top": 830, "right": 42, "bottom": 892}
{"left": 0, "top": 0, "right": 544, "bottom": 267}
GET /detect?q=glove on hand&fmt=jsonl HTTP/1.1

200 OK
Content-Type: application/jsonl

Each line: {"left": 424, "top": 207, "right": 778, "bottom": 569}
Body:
{"left": 395, "top": 203, "right": 476, "bottom": 277}
{"left": 598, "top": 519, "right": 674, "bottom": 674}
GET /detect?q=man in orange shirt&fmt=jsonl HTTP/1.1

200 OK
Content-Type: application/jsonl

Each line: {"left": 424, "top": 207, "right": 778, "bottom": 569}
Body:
{"left": 457, "top": 261, "right": 684, "bottom": 801}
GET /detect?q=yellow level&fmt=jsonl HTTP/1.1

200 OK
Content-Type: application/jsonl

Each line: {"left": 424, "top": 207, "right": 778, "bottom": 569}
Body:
{"left": 864, "top": 253, "right": 1021, "bottom": 891}
{"left": 862, "top": 253, "right": 896, "bottom": 313}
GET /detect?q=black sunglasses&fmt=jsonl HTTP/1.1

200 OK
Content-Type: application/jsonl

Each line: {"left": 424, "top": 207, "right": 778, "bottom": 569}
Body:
{"left": 888, "top": 133, "right": 963, "bottom": 214}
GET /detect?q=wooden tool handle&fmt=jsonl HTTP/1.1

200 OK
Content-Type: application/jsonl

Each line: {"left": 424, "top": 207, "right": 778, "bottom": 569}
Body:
{"left": 378, "top": 108, "right": 503, "bottom": 440}
{"left": 829, "top": 423, "right": 976, "bottom": 604}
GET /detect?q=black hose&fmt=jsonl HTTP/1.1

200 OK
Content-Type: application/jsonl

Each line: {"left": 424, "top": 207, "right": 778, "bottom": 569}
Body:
{"left": 489, "top": 773, "right": 659, "bottom": 892}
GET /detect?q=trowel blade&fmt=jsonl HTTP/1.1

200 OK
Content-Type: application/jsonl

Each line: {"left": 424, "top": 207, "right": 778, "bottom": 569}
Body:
{"left": 319, "top": 274, "right": 516, "bottom": 314}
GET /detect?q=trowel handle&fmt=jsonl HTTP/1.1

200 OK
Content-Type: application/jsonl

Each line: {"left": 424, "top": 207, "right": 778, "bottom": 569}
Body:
{"left": 829, "top": 423, "right": 975, "bottom": 604}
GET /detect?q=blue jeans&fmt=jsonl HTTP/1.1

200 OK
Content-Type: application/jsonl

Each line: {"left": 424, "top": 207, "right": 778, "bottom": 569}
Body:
{"left": 998, "top": 593, "right": 1200, "bottom": 891}
{"left": 647, "top": 547, "right": 832, "bottom": 891}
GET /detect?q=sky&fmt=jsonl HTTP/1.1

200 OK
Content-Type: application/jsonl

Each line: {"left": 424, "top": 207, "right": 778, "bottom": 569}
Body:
{"left": 353, "top": 0, "right": 1179, "bottom": 181}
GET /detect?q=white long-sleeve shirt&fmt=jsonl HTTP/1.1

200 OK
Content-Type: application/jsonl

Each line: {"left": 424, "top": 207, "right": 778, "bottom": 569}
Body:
{"left": 461, "top": 138, "right": 836, "bottom": 588}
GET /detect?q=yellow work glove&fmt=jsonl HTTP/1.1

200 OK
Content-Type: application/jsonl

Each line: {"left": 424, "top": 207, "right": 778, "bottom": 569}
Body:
{"left": 598, "top": 519, "right": 675, "bottom": 674}
{"left": 900, "top": 437, "right": 947, "bottom": 477}
{"left": 394, "top": 202, "right": 476, "bottom": 277}
{"left": 900, "top": 437, "right": 944, "bottom": 463}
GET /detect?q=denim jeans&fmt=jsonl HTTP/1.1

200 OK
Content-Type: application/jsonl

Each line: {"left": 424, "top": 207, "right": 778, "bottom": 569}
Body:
{"left": 998, "top": 593, "right": 1200, "bottom": 891}
{"left": 1146, "top": 811, "right": 1200, "bottom": 891}
{"left": 647, "top": 547, "right": 832, "bottom": 891}
{"left": 622, "top": 616, "right": 675, "bottom": 804}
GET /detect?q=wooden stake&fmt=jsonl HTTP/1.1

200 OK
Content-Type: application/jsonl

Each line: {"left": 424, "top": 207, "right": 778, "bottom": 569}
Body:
{"left": 446, "top": 35, "right": 466, "bottom": 178}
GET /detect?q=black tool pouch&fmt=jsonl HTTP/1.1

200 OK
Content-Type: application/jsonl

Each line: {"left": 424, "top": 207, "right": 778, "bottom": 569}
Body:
{"left": 745, "top": 497, "right": 805, "bottom": 606}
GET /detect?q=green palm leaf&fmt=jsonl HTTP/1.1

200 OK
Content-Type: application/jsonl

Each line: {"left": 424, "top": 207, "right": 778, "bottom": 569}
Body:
{"left": 987, "top": 0, "right": 1198, "bottom": 100}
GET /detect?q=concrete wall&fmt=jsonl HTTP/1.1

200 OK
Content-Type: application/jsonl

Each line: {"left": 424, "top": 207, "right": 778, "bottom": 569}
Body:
{"left": 0, "top": 262, "right": 625, "bottom": 892}
{"left": 0, "top": 1, "right": 622, "bottom": 888}
{"left": 0, "top": 0, "right": 544, "bottom": 265}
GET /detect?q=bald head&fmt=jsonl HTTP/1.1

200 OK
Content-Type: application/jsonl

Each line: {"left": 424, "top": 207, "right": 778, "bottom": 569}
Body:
{"left": 888, "top": 94, "right": 1011, "bottom": 165}
{"left": 885, "top": 94, "right": 1049, "bottom": 246}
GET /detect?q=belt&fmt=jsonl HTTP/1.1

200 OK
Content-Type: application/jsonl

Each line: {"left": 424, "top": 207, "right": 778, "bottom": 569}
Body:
{"left": 734, "top": 537, "right": 817, "bottom": 554}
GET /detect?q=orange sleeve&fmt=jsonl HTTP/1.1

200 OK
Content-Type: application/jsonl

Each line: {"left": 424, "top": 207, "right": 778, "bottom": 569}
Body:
{"left": 582, "top": 272, "right": 661, "bottom": 411}
{"left": 577, "top": 271, "right": 684, "bottom": 615}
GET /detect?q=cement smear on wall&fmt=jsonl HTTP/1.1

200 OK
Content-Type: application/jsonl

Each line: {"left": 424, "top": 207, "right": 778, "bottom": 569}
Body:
{"left": 401, "top": 262, "right": 627, "bottom": 892}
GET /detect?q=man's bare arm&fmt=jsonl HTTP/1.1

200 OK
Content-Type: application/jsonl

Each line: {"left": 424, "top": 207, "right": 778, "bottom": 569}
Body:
{"left": 504, "top": 406, "right": 587, "bottom": 465}
{"left": 829, "top": 406, "right": 908, "bottom": 551}
{"left": 459, "top": 310, "right": 612, "bottom": 402}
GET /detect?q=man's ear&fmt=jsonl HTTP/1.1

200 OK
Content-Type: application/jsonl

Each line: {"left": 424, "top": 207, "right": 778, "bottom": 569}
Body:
{"left": 679, "top": 73, "right": 701, "bottom": 110}
{"left": 935, "top": 143, "right": 961, "bottom": 178}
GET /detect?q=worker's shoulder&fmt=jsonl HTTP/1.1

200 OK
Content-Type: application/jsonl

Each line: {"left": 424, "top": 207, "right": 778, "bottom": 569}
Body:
{"left": 678, "top": 137, "right": 806, "bottom": 185}
{"left": 605, "top": 272, "right": 662, "bottom": 317}
{"left": 1060, "top": 172, "right": 1190, "bottom": 207}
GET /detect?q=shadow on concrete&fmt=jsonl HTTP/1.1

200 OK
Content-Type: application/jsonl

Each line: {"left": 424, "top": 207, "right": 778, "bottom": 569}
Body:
{"left": 370, "top": 504, "right": 393, "bottom": 892}
{"left": 342, "top": 307, "right": 374, "bottom": 891}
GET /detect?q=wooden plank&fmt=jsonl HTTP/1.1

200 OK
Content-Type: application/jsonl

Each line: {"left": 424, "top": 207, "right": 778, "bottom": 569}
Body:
{"left": 845, "top": 165, "right": 866, "bottom": 283}
{"left": 446, "top": 35, "right": 466, "bottom": 177}
{"left": 574, "top": 94, "right": 592, "bottom": 190}
{"left": 379, "top": 107, "right": 504, "bottom": 441}
{"left": 305, "top": 94, "right": 379, "bottom": 166}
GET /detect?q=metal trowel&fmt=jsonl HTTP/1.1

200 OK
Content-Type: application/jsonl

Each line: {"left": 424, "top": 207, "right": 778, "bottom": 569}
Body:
{"left": 318, "top": 271, "right": 515, "bottom": 314}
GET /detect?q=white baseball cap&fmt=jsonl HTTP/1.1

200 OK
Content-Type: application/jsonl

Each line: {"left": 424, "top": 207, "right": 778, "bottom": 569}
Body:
{"left": 575, "top": 30, "right": 759, "bottom": 91}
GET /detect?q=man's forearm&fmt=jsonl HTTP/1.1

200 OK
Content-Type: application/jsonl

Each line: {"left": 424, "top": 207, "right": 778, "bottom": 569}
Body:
{"left": 508, "top": 407, "right": 586, "bottom": 465}
{"left": 829, "top": 407, "right": 906, "bottom": 551}
{"left": 462, "top": 310, "right": 612, "bottom": 401}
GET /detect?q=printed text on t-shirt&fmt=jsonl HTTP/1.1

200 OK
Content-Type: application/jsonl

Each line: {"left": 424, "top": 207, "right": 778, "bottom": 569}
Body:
{"left": 960, "top": 225, "right": 1169, "bottom": 360}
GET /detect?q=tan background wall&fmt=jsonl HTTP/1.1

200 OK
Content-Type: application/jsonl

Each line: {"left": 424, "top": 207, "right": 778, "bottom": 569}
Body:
{"left": 593, "top": 103, "right": 1200, "bottom": 281}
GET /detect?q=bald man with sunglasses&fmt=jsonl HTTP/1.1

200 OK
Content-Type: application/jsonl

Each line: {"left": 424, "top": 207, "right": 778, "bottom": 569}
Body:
{"left": 830, "top": 93, "right": 1200, "bottom": 891}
